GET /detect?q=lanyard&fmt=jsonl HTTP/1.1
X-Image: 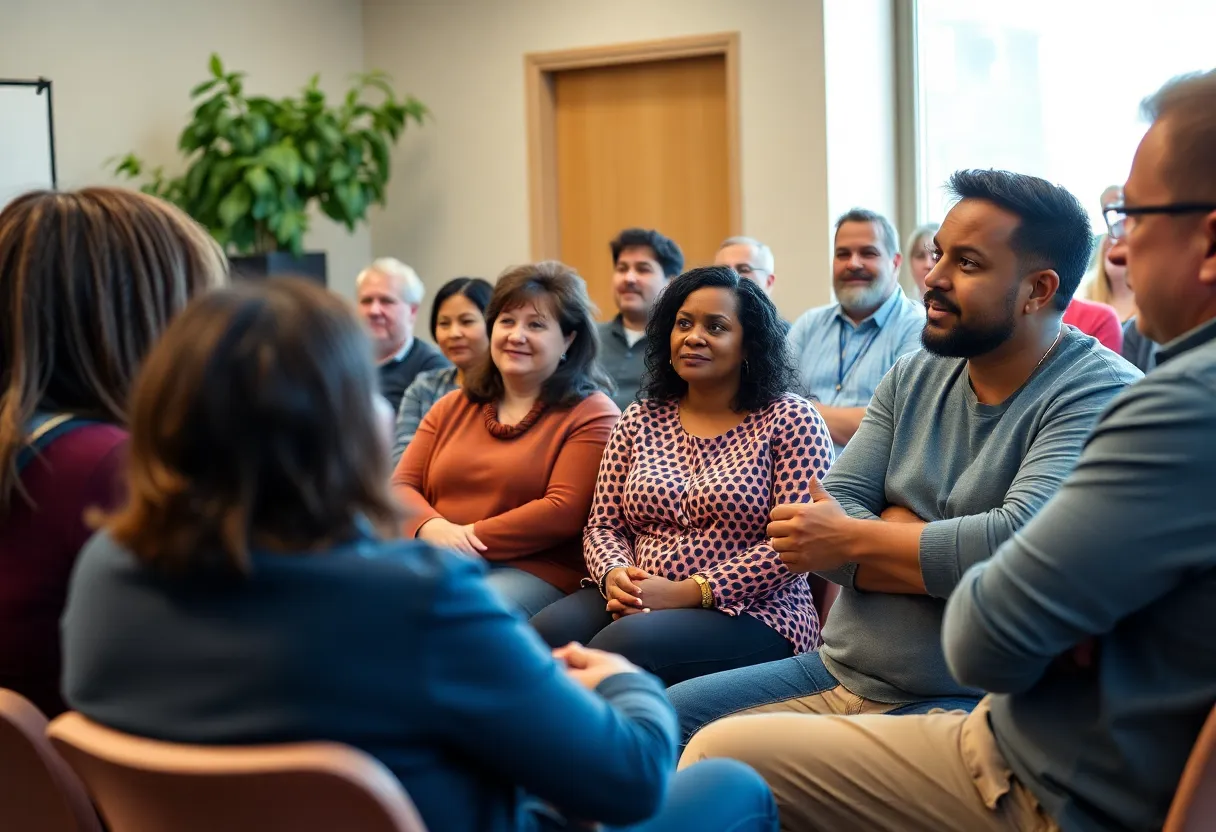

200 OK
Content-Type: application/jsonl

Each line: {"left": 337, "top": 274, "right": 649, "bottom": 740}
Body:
{"left": 836, "top": 320, "right": 881, "bottom": 394}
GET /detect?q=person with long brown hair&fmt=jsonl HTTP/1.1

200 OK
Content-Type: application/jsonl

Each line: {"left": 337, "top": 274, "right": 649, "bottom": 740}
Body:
{"left": 61, "top": 278, "right": 779, "bottom": 832}
{"left": 0, "top": 187, "right": 222, "bottom": 717}
{"left": 392, "top": 261, "right": 619, "bottom": 617}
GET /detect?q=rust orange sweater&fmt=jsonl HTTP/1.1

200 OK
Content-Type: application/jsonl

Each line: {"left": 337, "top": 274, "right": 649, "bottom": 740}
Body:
{"left": 391, "top": 390, "right": 619, "bottom": 594}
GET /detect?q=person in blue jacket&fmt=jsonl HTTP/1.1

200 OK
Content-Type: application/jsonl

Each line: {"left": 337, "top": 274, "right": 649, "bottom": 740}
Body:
{"left": 60, "top": 277, "right": 776, "bottom": 832}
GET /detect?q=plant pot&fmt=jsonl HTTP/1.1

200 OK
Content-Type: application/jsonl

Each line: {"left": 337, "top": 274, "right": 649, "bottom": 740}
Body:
{"left": 229, "top": 251, "right": 327, "bottom": 286}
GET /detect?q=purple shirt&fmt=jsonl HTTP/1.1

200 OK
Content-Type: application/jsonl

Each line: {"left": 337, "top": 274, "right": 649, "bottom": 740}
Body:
{"left": 0, "top": 423, "right": 127, "bottom": 716}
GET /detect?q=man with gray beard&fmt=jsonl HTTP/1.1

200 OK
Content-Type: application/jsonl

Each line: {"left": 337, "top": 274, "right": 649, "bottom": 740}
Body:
{"left": 786, "top": 209, "right": 925, "bottom": 455}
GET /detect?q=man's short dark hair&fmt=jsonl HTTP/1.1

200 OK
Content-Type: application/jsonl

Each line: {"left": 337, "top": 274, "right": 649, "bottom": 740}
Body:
{"left": 610, "top": 228, "right": 684, "bottom": 279}
{"left": 834, "top": 209, "right": 900, "bottom": 258}
{"left": 946, "top": 170, "right": 1093, "bottom": 312}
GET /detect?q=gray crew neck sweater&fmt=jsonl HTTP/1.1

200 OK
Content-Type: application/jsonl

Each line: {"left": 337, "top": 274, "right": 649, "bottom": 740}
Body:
{"left": 816, "top": 325, "right": 1142, "bottom": 703}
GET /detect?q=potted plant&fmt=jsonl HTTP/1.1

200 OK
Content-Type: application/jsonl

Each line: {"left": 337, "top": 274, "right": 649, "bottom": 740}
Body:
{"left": 114, "top": 54, "right": 426, "bottom": 284}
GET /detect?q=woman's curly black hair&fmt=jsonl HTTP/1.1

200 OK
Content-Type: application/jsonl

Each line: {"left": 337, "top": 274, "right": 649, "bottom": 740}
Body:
{"left": 640, "top": 265, "right": 801, "bottom": 411}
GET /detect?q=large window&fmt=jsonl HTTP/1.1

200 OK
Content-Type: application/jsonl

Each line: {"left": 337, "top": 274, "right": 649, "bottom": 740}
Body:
{"left": 915, "top": 0, "right": 1213, "bottom": 229}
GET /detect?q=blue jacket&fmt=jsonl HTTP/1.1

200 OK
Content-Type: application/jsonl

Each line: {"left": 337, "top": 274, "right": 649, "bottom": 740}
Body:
{"left": 62, "top": 532, "right": 677, "bottom": 831}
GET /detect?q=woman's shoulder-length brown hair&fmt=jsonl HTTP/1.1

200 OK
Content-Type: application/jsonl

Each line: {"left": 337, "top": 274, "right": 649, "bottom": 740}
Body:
{"left": 105, "top": 278, "right": 399, "bottom": 577}
{"left": 464, "top": 260, "right": 614, "bottom": 408}
{"left": 0, "top": 187, "right": 225, "bottom": 516}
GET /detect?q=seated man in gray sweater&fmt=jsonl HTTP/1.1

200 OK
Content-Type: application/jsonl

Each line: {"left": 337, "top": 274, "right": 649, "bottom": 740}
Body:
{"left": 679, "top": 72, "right": 1216, "bottom": 832}
{"left": 670, "top": 167, "right": 1141, "bottom": 773}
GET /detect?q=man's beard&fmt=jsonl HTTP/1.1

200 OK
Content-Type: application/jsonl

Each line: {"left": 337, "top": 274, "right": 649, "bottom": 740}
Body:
{"left": 920, "top": 287, "right": 1017, "bottom": 358}
{"left": 834, "top": 271, "right": 892, "bottom": 317}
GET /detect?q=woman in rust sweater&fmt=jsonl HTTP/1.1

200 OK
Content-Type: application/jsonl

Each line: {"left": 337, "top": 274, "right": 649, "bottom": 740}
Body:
{"left": 393, "top": 262, "right": 619, "bottom": 616}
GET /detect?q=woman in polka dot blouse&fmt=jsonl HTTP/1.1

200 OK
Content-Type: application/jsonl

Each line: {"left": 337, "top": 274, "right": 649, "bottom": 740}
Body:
{"left": 532, "top": 266, "right": 834, "bottom": 685}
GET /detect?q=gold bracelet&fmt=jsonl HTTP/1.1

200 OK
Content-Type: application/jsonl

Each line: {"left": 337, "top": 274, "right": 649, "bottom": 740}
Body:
{"left": 691, "top": 574, "right": 714, "bottom": 609}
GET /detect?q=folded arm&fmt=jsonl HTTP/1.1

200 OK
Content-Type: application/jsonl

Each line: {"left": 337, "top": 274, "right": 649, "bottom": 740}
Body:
{"left": 944, "top": 376, "right": 1216, "bottom": 693}
{"left": 813, "top": 365, "right": 897, "bottom": 587}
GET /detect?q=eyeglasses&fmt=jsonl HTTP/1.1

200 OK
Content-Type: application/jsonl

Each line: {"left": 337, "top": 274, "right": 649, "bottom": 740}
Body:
{"left": 1103, "top": 202, "right": 1216, "bottom": 240}
{"left": 732, "top": 265, "right": 770, "bottom": 277}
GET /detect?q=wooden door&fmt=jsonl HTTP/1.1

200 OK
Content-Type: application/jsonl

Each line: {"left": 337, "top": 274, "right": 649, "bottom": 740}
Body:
{"left": 552, "top": 55, "right": 731, "bottom": 320}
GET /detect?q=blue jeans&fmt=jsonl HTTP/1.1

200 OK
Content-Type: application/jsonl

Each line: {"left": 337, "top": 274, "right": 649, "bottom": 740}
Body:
{"left": 668, "top": 650, "right": 981, "bottom": 748}
{"left": 484, "top": 565, "right": 567, "bottom": 618}
{"left": 529, "top": 758, "right": 778, "bottom": 832}
{"left": 530, "top": 587, "right": 794, "bottom": 687}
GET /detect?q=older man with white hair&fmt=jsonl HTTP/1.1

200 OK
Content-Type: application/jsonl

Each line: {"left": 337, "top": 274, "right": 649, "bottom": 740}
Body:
{"left": 714, "top": 236, "right": 790, "bottom": 333}
{"left": 356, "top": 257, "right": 449, "bottom": 412}
{"left": 714, "top": 236, "right": 777, "bottom": 296}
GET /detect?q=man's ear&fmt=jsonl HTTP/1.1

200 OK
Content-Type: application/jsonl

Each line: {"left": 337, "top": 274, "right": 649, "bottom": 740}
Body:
{"left": 1199, "top": 210, "right": 1216, "bottom": 286}
{"left": 1024, "top": 269, "right": 1061, "bottom": 314}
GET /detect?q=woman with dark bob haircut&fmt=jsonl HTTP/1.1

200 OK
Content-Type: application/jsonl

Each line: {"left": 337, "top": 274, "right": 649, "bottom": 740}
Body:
{"left": 60, "top": 278, "right": 778, "bottom": 832}
{"left": 393, "top": 261, "right": 620, "bottom": 617}
{"left": 533, "top": 266, "right": 834, "bottom": 686}
{"left": 391, "top": 276, "right": 494, "bottom": 465}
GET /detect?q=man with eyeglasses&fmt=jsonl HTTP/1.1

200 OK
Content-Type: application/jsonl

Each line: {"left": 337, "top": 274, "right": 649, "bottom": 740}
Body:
{"left": 714, "top": 236, "right": 777, "bottom": 295}
{"left": 681, "top": 70, "right": 1216, "bottom": 832}
{"left": 714, "top": 236, "right": 789, "bottom": 332}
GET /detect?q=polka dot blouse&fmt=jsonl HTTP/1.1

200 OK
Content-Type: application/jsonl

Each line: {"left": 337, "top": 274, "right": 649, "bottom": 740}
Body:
{"left": 584, "top": 393, "right": 835, "bottom": 653}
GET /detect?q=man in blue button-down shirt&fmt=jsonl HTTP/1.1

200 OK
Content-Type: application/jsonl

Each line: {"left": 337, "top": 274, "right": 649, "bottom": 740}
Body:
{"left": 787, "top": 209, "right": 925, "bottom": 454}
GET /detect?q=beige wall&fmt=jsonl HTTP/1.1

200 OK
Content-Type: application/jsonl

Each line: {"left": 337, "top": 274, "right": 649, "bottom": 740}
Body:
{"left": 823, "top": 0, "right": 898, "bottom": 228}
{"left": 0, "top": 0, "right": 371, "bottom": 298}
{"left": 362, "top": 0, "right": 833, "bottom": 323}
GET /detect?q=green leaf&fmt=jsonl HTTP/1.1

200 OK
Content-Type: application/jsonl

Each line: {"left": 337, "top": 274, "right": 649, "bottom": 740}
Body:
{"left": 359, "top": 73, "right": 397, "bottom": 101}
{"left": 251, "top": 195, "right": 274, "bottom": 221}
{"left": 185, "top": 161, "right": 209, "bottom": 202}
{"left": 190, "top": 79, "right": 219, "bottom": 98}
{"left": 209, "top": 53, "right": 224, "bottom": 78}
{"left": 244, "top": 165, "right": 273, "bottom": 197}
{"left": 301, "top": 139, "right": 322, "bottom": 166}
{"left": 329, "top": 159, "right": 352, "bottom": 183}
{"left": 112, "top": 154, "right": 142, "bottom": 178}
{"left": 260, "top": 143, "right": 303, "bottom": 184}
{"left": 362, "top": 130, "right": 390, "bottom": 179}
{"left": 217, "top": 183, "right": 253, "bottom": 228}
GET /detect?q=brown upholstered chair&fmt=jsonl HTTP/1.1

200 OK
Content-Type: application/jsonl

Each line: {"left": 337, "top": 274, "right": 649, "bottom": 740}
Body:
{"left": 1164, "top": 704, "right": 1216, "bottom": 832}
{"left": 0, "top": 689, "right": 102, "bottom": 832}
{"left": 47, "top": 711, "right": 428, "bottom": 832}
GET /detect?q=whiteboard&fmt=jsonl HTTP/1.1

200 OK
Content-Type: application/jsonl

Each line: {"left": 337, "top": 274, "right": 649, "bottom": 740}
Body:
{"left": 0, "top": 80, "right": 56, "bottom": 210}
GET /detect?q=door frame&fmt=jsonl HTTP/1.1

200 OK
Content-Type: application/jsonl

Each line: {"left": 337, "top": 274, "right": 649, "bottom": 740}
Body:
{"left": 524, "top": 32, "right": 742, "bottom": 261}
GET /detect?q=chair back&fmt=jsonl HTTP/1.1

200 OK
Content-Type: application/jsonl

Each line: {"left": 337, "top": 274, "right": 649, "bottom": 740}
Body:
{"left": 0, "top": 689, "right": 102, "bottom": 832}
{"left": 47, "top": 712, "right": 428, "bottom": 832}
{"left": 1165, "top": 704, "right": 1216, "bottom": 832}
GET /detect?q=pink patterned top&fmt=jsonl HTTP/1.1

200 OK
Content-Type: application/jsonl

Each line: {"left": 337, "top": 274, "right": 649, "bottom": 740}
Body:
{"left": 584, "top": 394, "right": 834, "bottom": 653}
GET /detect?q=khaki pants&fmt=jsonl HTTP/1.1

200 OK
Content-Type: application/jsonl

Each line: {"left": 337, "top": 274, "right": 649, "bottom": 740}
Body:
{"left": 680, "top": 696, "right": 1059, "bottom": 832}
